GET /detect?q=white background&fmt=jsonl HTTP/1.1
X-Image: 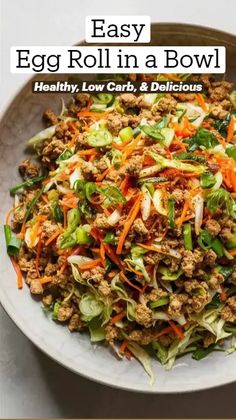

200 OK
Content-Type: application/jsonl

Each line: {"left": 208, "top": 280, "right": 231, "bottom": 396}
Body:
{"left": 1, "top": 0, "right": 236, "bottom": 418}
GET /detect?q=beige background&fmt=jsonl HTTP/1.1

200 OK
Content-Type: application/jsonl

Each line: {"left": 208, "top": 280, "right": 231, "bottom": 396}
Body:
{"left": 1, "top": 0, "right": 236, "bottom": 417}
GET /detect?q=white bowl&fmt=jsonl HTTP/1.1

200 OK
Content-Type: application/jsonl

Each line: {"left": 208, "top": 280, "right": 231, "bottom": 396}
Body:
{"left": 1, "top": 23, "right": 236, "bottom": 392}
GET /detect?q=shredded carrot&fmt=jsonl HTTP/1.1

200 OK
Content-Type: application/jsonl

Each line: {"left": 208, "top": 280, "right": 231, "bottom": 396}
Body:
{"left": 77, "top": 148, "right": 97, "bottom": 156}
{"left": 77, "top": 110, "right": 111, "bottom": 120}
{"left": 111, "top": 311, "right": 125, "bottom": 324}
{"left": 61, "top": 199, "right": 78, "bottom": 209}
{"left": 35, "top": 234, "right": 42, "bottom": 277}
{"left": 45, "top": 229, "right": 63, "bottom": 246}
{"left": 62, "top": 205, "right": 68, "bottom": 228}
{"left": 100, "top": 242, "right": 106, "bottom": 267}
{"left": 96, "top": 166, "right": 113, "bottom": 182}
{"left": 41, "top": 194, "right": 49, "bottom": 204}
{"left": 78, "top": 258, "right": 102, "bottom": 270}
{"left": 107, "top": 271, "right": 117, "bottom": 279}
{"left": 137, "top": 243, "right": 167, "bottom": 254}
{"left": 172, "top": 116, "right": 196, "bottom": 138}
{"left": 220, "top": 285, "right": 227, "bottom": 302}
{"left": 90, "top": 227, "right": 103, "bottom": 241}
{"left": 40, "top": 276, "right": 52, "bottom": 285}
{"left": 120, "top": 175, "right": 130, "bottom": 195}
{"left": 176, "top": 199, "right": 190, "bottom": 227}
{"left": 155, "top": 325, "right": 173, "bottom": 338}
{"left": 120, "top": 271, "right": 143, "bottom": 293}
{"left": 103, "top": 208, "right": 111, "bottom": 217}
{"left": 121, "top": 134, "right": 142, "bottom": 164}
{"left": 30, "top": 220, "right": 41, "bottom": 247}
{"left": 125, "top": 349, "right": 132, "bottom": 360}
{"left": 58, "top": 261, "right": 68, "bottom": 275}
{"left": 126, "top": 261, "right": 144, "bottom": 276}
{"left": 103, "top": 243, "right": 123, "bottom": 268}
{"left": 5, "top": 207, "right": 14, "bottom": 225}
{"left": 168, "top": 320, "right": 185, "bottom": 340}
{"left": 195, "top": 93, "right": 207, "bottom": 111}
{"left": 67, "top": 131, "right": 79, "bottom": 148}
{"left": 116, "top": 193, "right": 143, "bottom": 254}
{"left": 119, "top": 340, "right": 128, "bottom": 354}
{"left": 229, "top": 249, "right": 236, "bottom": 256}
{"left": 226, "top": 116, "right": 235, "bottom": 142}
{"left": 163, "top": 73, "right": 180, "bottom": 81}
{"left": 42, "top": 178, "right": 50, "bottom": 186}
{"left": 10, "top": 257, "right": 23, "bottom": 289}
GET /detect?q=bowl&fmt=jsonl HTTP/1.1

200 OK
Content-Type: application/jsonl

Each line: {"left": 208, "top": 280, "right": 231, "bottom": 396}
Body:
{"left": 1, "top": 23, "right": 236, "bottom": 393}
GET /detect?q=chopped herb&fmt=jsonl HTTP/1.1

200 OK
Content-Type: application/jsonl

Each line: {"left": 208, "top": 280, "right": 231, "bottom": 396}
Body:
{"left": 4, "top": 225, "right": 21, "bottom": 256}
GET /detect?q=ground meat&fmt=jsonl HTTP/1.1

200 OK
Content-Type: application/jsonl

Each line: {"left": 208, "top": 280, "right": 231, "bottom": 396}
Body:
{"left": 221, "top": 296, "right": 236, "bottom": 323}
{"left": 19, "top": 256, "right": 35, "bottom": 273}
{"left": 136, "top": 95, "right": 152, "bottom": 109}
{"left": 208, "top": 271, "right": 224, "bottom": 290}
{"left": 95, "top": 157, "right": 109, "bottom": 173}
{"left": 11, "top": 205, "right": 26, "bottom": 229}
{"left": 19, "top": 159, "right": 39, "bottom": 178}
{"left": 105, "top": 323, "right": 119, "bottom": 343}
{"left": 132, "top": 218, "right": 148, "bottom": 238}
{"left": 41, "top": 220, "right": 59, "bottom": 242}
{"left": 106, "top": 169, "right": 120, "bottom": 182}
{"left": 220, "top": 227, "right": 233, "bottom": 242}
{"left": 158, "top": 334, "right": 175, "bottom": 347}
{"left": 205, "top": 219, "right": 221, "bottom": 237}
{"left": 41, "top": 139, "right": 65, "bottom": 162}
{"left": 181, "top": 249, "right": 204, "bottom": 278}
{"left": 209, "top": 81, "right": 233, "bottom": 103}
{"left": 204, "top": 249, "right": 217, "bottom": 267}
{"left": 81, "top": 161, "right": 98, "bottom": 180}
{"left": 139, "top": 109, "right": 161, "bottom": 122}
{"left": 44, "top": 262, "right": 58, "bottom": 276}
{"left": 57, "top": 306, "right": 73, "bottom": 322}
{"left": 210, "top": 104, "right": 229, "bottom": 120}
{"left": 54, "top": 121, "right": 72, "bottom": 141}
{"left": 144, "top": 252, "right": 162, "bottom": 265}
{"left": 81, "top": 266, "right": 105, "bottom": 283}
{"left": 43, "top": 109, "right": 59, "bottom": 126}
{"left": 119, "top": 93, "right": 137, "bottom": 108}
{"left": 121, "top": 114, "right": 140, "bottom": 128}
{"left": 167, "top": 293, "right": 188, "bottom": 318}
{"left": 135, "top": 304, "right": 152, "bottom": 328}
{"left": 219, "top": 216, "right": 236, "bottom": 231}
{"left": 199, "top": 74, "right": 212, "bottom": 89}
{"left": 184, "top": 279, "right": 208, "bottom": 295}
{"left": 30, "top": 278, "right": 43, "bottom": 295}
{"left": 172, "top": 93, "right": 196, "bottom": 102}
{"left": 203, "top": 332, "right": 216, "bottom": 348}
{"left": 187, "top": 294, "right": 210, "bottom": 314}
{"left": 124, "top": 155, "right": 143, "bottom": 177}
{"left": 152, "top": 95, "right": 177, "bottom": 114}
{"left": 145, "top": 288, "right": 168, "bottom": 302}
{"left": 98, "top": 280, "right": 111, "bottom": 296}
{"left": 25, "top": 267, "right": 38, "bottom": 285}
{"left": 42, "top": 294, "right": 53, "bottom": 306}
{"left": 171, "top": 188, "right": 190, "bottom": 203}
{"left": 68, "top": 313, "right": 83, "bottom": 332}
{"left": 106, "top": 113, "right": 123, "bottom": 135}
{"left": 93, "top": 214, "right": 111, "bottom": 229}
{"left": 75, "top": 93, "right": 90, "bottom": 108}
{"left": 128, "top": 329, "right": 155, "bottom": 345}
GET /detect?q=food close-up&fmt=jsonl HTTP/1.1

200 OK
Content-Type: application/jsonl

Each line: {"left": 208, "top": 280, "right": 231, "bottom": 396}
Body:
{"left": 4, "top": 73, "right": 236, "bottom": 382}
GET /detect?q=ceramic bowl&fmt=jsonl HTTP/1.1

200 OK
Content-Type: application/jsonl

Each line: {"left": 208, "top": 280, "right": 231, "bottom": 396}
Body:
{"left": 1, "top": 23, "right": 236, "bottom": 393}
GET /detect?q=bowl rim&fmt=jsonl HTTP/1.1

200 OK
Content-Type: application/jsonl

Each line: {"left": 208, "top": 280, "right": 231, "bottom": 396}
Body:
{"left": 1, "top": 22, "right": 236, "bottom": 393}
